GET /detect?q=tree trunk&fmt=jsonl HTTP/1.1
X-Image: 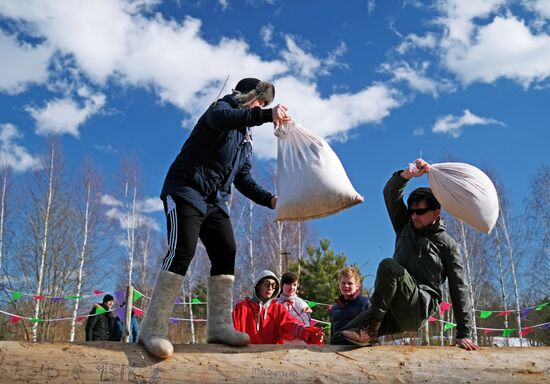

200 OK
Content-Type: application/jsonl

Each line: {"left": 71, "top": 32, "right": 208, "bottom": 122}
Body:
{"left": 32, "top": 143, "right": 55, "bottom": 342}
{"left": 70, "top": 180, "right": 91, "bottom": 343}
{"left": 0, "top": 342, "right": 548, "bottom": 383}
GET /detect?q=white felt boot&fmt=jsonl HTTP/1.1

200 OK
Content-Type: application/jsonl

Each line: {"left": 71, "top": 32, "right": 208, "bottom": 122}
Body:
{"left": 138, "top": 270, "right": 183, "bottom": 358}
{"left": 207, "top": 275, "right": 250, "bottom": 346}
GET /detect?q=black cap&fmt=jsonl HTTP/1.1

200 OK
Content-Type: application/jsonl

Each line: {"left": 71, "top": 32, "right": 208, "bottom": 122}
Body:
{"left": 102, "top": 294, "right": 114, "bottom": 303}
{"left": 235, "top": 78, "right": 261, "bottom": 93}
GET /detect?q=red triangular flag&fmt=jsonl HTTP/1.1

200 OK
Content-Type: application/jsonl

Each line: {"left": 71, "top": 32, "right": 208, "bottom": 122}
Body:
{"left": 33, "top": 295, "right": 45, "bottom": 301}
{"left": 93, "top": 289, "right": 105, "bottom": 295}
{"left": 483, "top": 329, "right": 495, "bottom": 334}
{"left": 428, "top": 316, "right": 438, "bottom": 323}
{"left": 439, "top": 302, "right": 452, "bottom": 316}
{"left": 519, "top": 327, "right": 534, "bottom": 336}
{"left": 10, "top": 315, "right": 22, "bottom": 324}
{"left": 133, "top": 308, "right": 144, "bottom": 316}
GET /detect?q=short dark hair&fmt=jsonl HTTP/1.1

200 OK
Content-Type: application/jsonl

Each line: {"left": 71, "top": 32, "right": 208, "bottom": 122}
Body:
{"left": 407, "top": 187, "right": 441, "bottom": 210}
{"left": 281, "top": 272, "right": 299, "bottom": 285}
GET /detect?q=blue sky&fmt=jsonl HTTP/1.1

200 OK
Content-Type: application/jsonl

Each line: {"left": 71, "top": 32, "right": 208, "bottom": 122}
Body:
{"left": 1, "top": 0, "right": 549, "bottom": 285}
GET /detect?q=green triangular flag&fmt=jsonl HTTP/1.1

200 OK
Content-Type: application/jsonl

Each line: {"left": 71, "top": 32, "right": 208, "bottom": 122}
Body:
{"left": 480, "top": 311, "right": 493, "bottom": 319}
{"left": 95, "top": 306, "right": 107, "bottom": 315}
{"left": 12, "top": 291, "right": 23, "bottom": 301}
{"left": 30, "top": 317, "right": 44, "bottom": 323}
{"left": 306, "top": 301, "right": 318, "bottom": 308}
{"left": 132, "top": 290, "right": 144, "bottom": 302}
{"left": 323, "top": 323, "right": 331, "bottom": 330}
{"left": 191, "top": 298, "right": 202, "bottom": 304}
{"left": 502, "top": 329, "right": 514, "bottom": 337}
{"left": 536, "top": 302, "right": 549, "bottom": 311}
{"left": 64, "top": 295, "right": 80, "bottom": 299}
{"left": 443, "top": 322, "right": 457, "bottom": 331}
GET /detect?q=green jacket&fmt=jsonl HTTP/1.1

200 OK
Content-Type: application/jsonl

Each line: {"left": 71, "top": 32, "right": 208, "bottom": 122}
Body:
{"left": 383, "top": 171, "right": 473, "bottom": 339}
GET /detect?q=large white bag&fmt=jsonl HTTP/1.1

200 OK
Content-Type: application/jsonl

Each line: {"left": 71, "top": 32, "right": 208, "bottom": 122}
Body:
{"left": 274, "top": 121, "right": 363, "bottom": 221}
{"left": 428, "top": 162, "right": 499, "bottom": 234}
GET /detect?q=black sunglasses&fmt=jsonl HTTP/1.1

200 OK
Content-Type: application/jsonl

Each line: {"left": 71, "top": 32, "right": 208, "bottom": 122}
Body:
{"left": 408, "top": 208, "right": 434, "bottom": 216}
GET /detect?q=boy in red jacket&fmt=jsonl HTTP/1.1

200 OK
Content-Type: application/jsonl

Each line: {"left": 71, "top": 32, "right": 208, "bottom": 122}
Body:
{"left": 233, "top": 270, "right": 324, "bottom": 344}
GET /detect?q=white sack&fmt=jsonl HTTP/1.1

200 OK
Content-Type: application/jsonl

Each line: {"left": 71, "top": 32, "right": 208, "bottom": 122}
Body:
{"left": 428, "top": 162, "right": 499, "bottom": 234}
{"left": 275, "top": 121, "right": 363, "bottom": 221}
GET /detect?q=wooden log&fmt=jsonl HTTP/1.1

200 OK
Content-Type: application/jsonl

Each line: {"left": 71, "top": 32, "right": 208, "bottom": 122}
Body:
{"left": 0, "top": 341, "right": 549, "bottom": 383}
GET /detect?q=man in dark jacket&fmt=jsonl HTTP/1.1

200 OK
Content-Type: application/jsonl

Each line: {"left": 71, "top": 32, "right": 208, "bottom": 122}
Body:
{"left": 332, "top": 159, "right": 478, "bottom": 351}
{"left": 138, "top": 78, "right": 290, "bottom": 359}
{"left": 85, "top": 294, "right": 115, "bottom": 341}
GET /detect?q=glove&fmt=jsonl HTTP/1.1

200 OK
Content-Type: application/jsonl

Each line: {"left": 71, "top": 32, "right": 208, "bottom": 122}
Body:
{"left": 302, "top": 326, "right": 325, "bottom": 345}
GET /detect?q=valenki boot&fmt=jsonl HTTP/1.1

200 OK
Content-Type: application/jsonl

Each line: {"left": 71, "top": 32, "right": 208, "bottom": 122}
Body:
{"left": 138, "top": 269, "right": 183, "bottom": 359}
{"left": 207, "top": 275, "right": 249, "bottom": 346}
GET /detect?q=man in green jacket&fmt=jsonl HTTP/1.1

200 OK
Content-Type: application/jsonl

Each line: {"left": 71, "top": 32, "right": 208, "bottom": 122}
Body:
{"left": 332, "top": 159, "right": 478, "bottom": 350}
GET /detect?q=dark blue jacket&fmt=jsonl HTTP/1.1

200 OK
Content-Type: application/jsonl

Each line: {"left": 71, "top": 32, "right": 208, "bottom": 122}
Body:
{"left": 161, "top": 94, "right": 274, "bottom": 216}
{"left": 330, "top": 291, "right": 370, "bottom": 335}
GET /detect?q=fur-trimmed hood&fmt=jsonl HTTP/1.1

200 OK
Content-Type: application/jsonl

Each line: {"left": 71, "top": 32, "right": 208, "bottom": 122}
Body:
{"left": 232, "top": 78, "right": 275, "bottom": 106}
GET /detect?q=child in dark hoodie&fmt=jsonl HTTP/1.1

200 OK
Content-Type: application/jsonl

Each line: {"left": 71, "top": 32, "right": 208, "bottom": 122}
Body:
{"left": 233, "top": 270, "right": 324, "bottom": 344}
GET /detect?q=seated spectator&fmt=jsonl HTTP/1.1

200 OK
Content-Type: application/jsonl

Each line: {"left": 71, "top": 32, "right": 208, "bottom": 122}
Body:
{"left": 276, "top": 271, "right": 313, "bottom": 345}
{"left": 329, "top": 267, "right": 369, "bottom": 339}
{"left": 233, "top": 270, "right": 324, "bottom": 344}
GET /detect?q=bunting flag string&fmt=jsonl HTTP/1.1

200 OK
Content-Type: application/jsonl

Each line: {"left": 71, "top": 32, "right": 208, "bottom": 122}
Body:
{"left": 0, "top": 286, "right": 125, "bottom": 302}
{"left": 431, "top": 317, "right": 550, "bottom": 337}
{"left": 2, "top": 283, "right": 548, "bottom": 325}
{"left": 0, "top": 304, "right": 145, "bottom": 323}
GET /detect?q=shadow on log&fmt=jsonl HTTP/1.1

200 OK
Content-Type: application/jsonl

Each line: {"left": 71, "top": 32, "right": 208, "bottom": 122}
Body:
{"left": 0, "top": 341, "right": 549, "bottom": 383}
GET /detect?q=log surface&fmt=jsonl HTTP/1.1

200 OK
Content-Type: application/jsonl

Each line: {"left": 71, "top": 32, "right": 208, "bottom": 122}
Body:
{"left": 0, "top": 341, "right": 549, "bottom": 383}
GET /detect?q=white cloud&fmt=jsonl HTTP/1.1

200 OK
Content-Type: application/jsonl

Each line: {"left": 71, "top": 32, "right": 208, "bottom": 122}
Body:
{"left": 396, "top": 32, "right": 437, "bottom": 54}
{"left": 102, "top": 194, "right": 162, "bottom": 231}
{"left": 0, "top": 30, "right": 53, "bottom": 94}
{"left": 252, "top": 76, "right": 402, "bottom": 159}
{"left": 0, "top": 123, "right": 40, "bottom": 172}
{"left": 138, "top": 197, "right": 163, "bottom": 213}
{"left": 381, "top": 61, "right": 453, "bottom": 97}
{"left": 94, "top": 144, "right": 118, "bottom": 154}
{"left": 436, "top": 0, "right": 506, "bottom": 44}
{"left": 444, "top": 16, "right": 550, "bottom": 85}
{"left": 367, "top": 0, "right": 376, "bottom": 13}
{"left": 26, "top": 92, "right": 106, "bottom": 137}
{"left": 218, "top": 0, "right": 229, "bottom": 11}
{"left": 105, "top": 206, "right": 160, "bottom": 231}
{"left": 523, "top": 0, "right": 550, "bottom": 19}
{"left": 413, "top": 127, "right": 425, "bottom": 136}
{"left": 1, "top": 0, "right": 400, "bottom": 152}
{"left": 260, "top": 24, "right": 275, "bottom": 48}
{"left": 281, "top": 36, "right": 322, "bottom": 80}
{"left": 432, "top": 109, "right": 505, "bottom": 138}
{"left": 100, "top": 194, "right": 122, "bottom": 207}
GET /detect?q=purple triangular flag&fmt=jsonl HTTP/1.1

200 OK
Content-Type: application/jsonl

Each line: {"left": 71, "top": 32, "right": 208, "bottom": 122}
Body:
{"left": 116, "top": 306, "right": 125, "bottom": 319}
{"left": 51, "top": 297, "right": 63, "bottom": 303}
{"left": 542, "top": 322, "right": 550, "bottom": 330}
{"left": 175, "top": 297, "right": 183, "bottom": 304}
{"left": 114, "top": 290, "right": 125, "bottom": 305}
{"left": 520, "top": 308, "right": 531, "bottom": 320}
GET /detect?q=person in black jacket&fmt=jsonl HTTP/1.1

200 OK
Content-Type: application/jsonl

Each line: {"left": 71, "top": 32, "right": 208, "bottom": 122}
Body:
{"left": 329, "top": 267, "right": 369, "bottom": 338}
{"left": 85, "top": 294, "right": 115, "bottom": 341}
{"left": 332, "top": 159, "right": 478, "bottom": 351}
{"left": 138, "top": 78, "right": 290, "bottom": 359}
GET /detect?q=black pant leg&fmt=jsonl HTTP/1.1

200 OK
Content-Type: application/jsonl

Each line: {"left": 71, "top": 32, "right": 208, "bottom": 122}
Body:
{"left": 199, "top": 206, "right": 237, "bottom": 276}
{"left": 161, "top": 195, "right": 204, "bottom": 276}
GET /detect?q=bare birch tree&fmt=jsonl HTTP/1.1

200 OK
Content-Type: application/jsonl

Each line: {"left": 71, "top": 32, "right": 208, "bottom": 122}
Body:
{"left": 0, "top": 160, "right": 11, "bottom": 274}
{"left": 69, "top": 161, "right": 105, "bottom": 342}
